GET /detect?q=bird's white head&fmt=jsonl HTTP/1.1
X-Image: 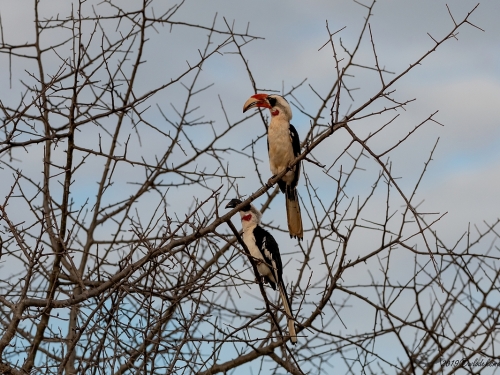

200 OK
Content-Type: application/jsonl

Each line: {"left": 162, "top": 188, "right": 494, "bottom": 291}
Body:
{"left": 243, "top": 93, "right": 292, "bottom": 122}
{"left": 225, "top": 198, "right": 262, "bottom": 228}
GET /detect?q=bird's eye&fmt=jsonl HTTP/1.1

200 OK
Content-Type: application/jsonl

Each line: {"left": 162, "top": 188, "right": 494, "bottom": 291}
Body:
{"left": 268, "top": 97, "right": 277, "bottom": 107}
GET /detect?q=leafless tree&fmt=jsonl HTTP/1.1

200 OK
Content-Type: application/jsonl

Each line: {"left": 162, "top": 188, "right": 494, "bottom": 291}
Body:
{"left": 0, "top": 1, "right": 496, "bottom": 374}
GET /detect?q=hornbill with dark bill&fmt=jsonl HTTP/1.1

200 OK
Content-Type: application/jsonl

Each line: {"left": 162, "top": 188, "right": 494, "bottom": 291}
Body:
{"left": 243, "top": 93, "right": 303, "bottom": 240}
{"left": 226, "top": 198, "right": 297, "bottom": 345}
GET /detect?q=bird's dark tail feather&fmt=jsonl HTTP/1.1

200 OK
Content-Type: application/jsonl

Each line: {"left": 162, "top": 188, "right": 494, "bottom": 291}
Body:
{"left": 285, "top": 186, "right": 303, "bottom": 240}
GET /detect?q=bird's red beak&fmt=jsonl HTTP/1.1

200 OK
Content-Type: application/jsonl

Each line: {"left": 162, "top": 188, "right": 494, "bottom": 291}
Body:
{"left": 243, "top": 93, "right": 271, "bottom": 113}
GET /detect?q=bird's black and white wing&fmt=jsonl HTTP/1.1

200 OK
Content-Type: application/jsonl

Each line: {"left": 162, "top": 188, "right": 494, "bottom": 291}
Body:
{"left": 254, "top": 226, "right": 297, "bottom": 344}
{"left": 253, "top": 226, "right": 282, "bottom": 290}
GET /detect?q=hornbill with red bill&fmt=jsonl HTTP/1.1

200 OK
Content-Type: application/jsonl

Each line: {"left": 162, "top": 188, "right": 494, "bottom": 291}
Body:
{"left": 243, "top": 93, "right": 303, "bottom": 240}
{"left": 226, "top": 198, "right": 297, "bottom": 345}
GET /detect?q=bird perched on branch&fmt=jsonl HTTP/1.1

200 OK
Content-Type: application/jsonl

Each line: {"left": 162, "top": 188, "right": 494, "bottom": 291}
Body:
{"left": 226, "top": 198, "right": 297, "bottom": 345}
{"left": 243, "top": 93, "right": 303, "bottom": 240}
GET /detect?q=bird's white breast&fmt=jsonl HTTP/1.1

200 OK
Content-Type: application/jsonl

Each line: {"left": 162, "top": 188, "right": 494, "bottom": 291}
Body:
{"left": 268, "top": 119, "right": 295, "bottom": 181}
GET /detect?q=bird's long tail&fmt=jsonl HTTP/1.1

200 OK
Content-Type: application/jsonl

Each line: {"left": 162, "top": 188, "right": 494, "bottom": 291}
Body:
{"left": 285, "top": 186, "right": 303, "bottom": 240}
{"left": 279, "top": 281, "right": 297, "bottom": 345}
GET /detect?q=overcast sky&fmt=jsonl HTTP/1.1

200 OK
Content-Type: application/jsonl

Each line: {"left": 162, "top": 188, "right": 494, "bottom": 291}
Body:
{"left": 1, "top": 0, "right": 498, "bottom": 239}
{"left": 188, "top": 0, "right": 500, "bottom": 243}
{"left": 214, "top": 0, "right": 499, "bottom": 243}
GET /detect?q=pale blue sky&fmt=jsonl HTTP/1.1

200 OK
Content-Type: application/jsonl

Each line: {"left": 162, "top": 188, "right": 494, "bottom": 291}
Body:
{"left": 0, "top": 0, "right": 499, "bottom": 372}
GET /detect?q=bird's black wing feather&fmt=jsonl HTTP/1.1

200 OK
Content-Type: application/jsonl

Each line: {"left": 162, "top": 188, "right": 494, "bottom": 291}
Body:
{"left": 253, "top": 226, "right": 283, "bottom": 289}
{"left": 289, "top": 124, "right": 301, "bottom": 158}
{"left": 289, "top": 124, "right": 301, "bottom": 189}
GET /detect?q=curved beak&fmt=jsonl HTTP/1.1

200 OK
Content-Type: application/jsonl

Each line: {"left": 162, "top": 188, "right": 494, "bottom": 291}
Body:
{"left": 225, "top": 198, "right": 242, "bottom": 209}
{"left": 243, "top": 93, "right": 271, "bottom": 113}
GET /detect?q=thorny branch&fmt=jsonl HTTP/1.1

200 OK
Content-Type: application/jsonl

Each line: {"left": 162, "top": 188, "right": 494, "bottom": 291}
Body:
{"left": 0, "top": 1, "right": 495, "bottom": 375}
